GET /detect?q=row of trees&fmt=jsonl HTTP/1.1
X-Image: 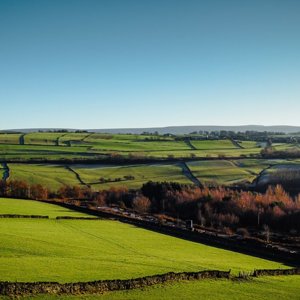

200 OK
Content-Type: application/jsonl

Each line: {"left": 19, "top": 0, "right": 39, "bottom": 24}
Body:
{"left": 140, "top": 182, "right": 300, "bottom": 233}
{"left": 1, "top": 179, "right": 300, "bottom": 234}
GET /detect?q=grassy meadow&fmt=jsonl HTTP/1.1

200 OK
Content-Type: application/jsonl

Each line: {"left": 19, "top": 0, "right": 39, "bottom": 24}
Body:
{"left": 0, "top": 198, "right": 290, "bottom": 283}
{"left": 0, "top": 132, "right": 272, "bottom": 160}
{"left": 71, "top": 163, "right": 192, "bottom": 189}
{"left": 4, "top": 158, "right": 300, "bottom": 191}
{"left": 10, "top": 276, "right": 300, "bottom": 300}
{"left": 8, "top": 164, "right": 80, "bottom": 191}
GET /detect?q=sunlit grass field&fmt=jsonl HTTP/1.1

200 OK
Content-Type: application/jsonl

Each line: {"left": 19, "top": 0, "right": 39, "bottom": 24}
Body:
{"left": 190, "top": 140, "right": 238, "bottom": 150}
{"left": 11, "top": 276, "right": 300, "bottom": 300}
{"left": 8, "top": 164, "right": 80, "bottom": 191}
{"left": 186, "top": 160, "right": 266, "bottom": 185}
{"left": 24, "top": 132, "right": 65, "bottom": 146}
{"left": 0, "top": 133, "right": 22, "bottom": 145}
{"left": 6, "top": 159, "right": 300, "bottom": 190}
{"left": 0, "top": 198, "right": 289, "bottom": 283}
{"left": 0, "top": 198, "right": 89, "bottom": 218}
{"left": 72, "top": 163, "right": 192, "bottom": 189}
{"left": 0, "top": 133, "right": 273, "bottom": 160}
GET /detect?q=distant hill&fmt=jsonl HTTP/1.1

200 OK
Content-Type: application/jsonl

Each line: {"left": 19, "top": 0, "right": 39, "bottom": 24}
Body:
{"left": 91, "top": 125, "right": 300, "bottom": 135}
{"left": 2, "top": 125, "right": 300, "bottom": 135}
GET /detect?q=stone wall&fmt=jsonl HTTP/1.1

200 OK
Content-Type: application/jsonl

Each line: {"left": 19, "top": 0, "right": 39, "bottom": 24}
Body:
{"left": 0, "top": 270, "right": 230, "bottom": 297}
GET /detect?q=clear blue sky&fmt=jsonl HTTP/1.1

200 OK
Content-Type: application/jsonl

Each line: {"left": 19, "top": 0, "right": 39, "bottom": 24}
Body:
{"left": 0, "top": 0, "right": 299, "bottom": 129}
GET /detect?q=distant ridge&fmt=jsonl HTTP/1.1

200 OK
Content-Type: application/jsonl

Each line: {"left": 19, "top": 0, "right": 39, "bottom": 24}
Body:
{"left": 2, "top": 125, "right": 300, "bottom": 134}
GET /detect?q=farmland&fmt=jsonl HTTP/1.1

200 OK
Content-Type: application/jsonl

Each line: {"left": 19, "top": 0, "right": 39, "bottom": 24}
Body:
{"left": 0, "top": 133, "right": 269, "bottom": 161}
{"left": 1, "top": 132, "right": 300, "bottom": 299}
{"left": 13, "top": 276, "right": 300, "bottom": 300}
{"left": 0, "top": 198, "right": 288, "bottom": 283}
{"left": 1, "top": 131, "right": 300, "bottom": 192}
{"left": 2, "top": 158, "right": 300, "bottom": 191}
{"left": 0, "top": 198, "right": 299, "bottom": 299}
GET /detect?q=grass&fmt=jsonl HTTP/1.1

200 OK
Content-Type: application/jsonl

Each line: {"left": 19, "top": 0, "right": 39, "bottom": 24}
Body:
{"left": 0, "top": 133, "right": 22, "bottom": 145}
{"left": 0, "top": 198, "right": 289, "bottom": 283}
{"left": 6, "top": 159, "right": 300, "bottom": 190}
{"left": 186, "top": 159, "right": 299, "bottom": 186}
{"left": 0, "top": 133, "right": 271, "bottom": 160}
{"left": 8, "top": 164, "right": 81, "bottom": 191}
{"left": 71, "top": 163, "right": 192, "bottom": 189}
{"left": 0, "top": 198, "right": 90, "bottom": 218}
{"left": 238, "top": 141, "right": 260, "bottom": 149}
{"left": 24, "top": 133, "right": 65, "bottom": 146}
{"left": 6, "top": 162, "right": 192, "bottom": 190}
{"left": 187, "top": 160, "right": 256, "bottom": 185}
{"left": 190, "top": 140, "right": 239, "bottom": 150}
{"left": 88, "top": 139, "right": 190, "bottom": 152}
{"left": 12, "top": 276, "right": 300, "bottom": 300}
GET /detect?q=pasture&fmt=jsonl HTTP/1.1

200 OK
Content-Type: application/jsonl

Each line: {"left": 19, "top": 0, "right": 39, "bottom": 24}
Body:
{"left": 5, "top": 159, "right": 300, "bottom": 191}
{"left": 14, "top": 276, "right": 300, "bottom": 300}
{"left": 7, "top": 164, "right": 80, "bottom": 191}
{"left": 24, "top": 133, "right": 65, "bottom": 146}
{"left": 0, "top": 133, "right": 22, "bottom": 145}
{"left": 186, "top": 160, "right": 264, "bottom": 185}
{"left": 71, "top": 162, "right": 192, "bottom": 189}
{"left": 0, "top": 198, "right": 289, "bottom": 283}
{"left": 0, "top": 132, "right": 284, "bottom": 160}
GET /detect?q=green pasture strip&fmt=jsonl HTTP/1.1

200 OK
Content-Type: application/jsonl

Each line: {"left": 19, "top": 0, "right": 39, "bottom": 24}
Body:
{"left": 190, "top": 140, "right": 239, "bottom": 150}
{"left": 88, "top": 139, "right": 190, "bottom": 152}
{"left": 238, "top": 141, "right": 260, "bottom": 149}
{"left": 85, "top": 133, "right": 172, "bottom": 142}
{"left": 0, "top": 198, "right": 89, "bottom": 218}
{"left": 187, "top": 160, "right": 255, "bottom": 185}
{"left": 230, "top": 159, "right": 272, "bottom": 175}
{"left": 0, "top": 133, "right": 22, "bottom": 145}
{"left": 8, "top": 164, "right": 81, "bottom": 190}
{"left": 24, "top": 133, "right": 65, "bottom": 146}
{"left": 59, "top": 133, "right": 92, "bottom": 145}
{"left": 134, "top": 148, "right": 262, "bottom": 158}
{"left": 17, "top": 276, "right": 300, "bottom": 300}
{"left": 0, "top": 144, "right": 98, "bottom": 161}
{"left": 272, "top": 143, "right": 297, "bottom": 151}
{"left": 0, "top": 144, "right": 91, "bottom": 153}
{"left": 71, "top": 163, "right": 192, "bottom": 190}
{"left": 0, "top": 217, "right": 287, "bottom": 283}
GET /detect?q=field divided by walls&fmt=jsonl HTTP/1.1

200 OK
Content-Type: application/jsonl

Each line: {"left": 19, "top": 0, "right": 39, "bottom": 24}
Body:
{"left": 0, "top": 198, "right": 291, "bottom": 283}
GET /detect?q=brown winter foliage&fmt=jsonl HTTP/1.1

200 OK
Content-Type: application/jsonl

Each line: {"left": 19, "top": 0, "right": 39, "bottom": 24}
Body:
{"left": 0, "top": 179, "right": 300, "bottom": 234}
{"left": 141, "top": 182, "right": 300, "bottom": 233}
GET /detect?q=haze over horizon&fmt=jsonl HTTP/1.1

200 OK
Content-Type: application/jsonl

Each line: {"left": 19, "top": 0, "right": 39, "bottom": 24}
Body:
{"left": 1, "top": 0, "right": 299, "bottom": 129}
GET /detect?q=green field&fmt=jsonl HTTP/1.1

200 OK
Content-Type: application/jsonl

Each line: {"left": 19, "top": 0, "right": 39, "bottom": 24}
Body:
{"left": 0, "top": 198, "right": 88, "bottom": 218}
{"left": 190, "top": 140, "right": 238, "bottom": 150}
{"left": 10, "top": 276, "right": 300, "bottom": 300}
{"left": 0, "top": 132, "right": 286, "bottom": 160}
{"left": 0, "top": 133, "right": 22, "bottom": 145}
{"left": 238, "top": 141, "right": 261, "bottom": 149}
{"left": 72, "top": 163, "right": 192, "bottom": 189}
{"left": 6, "top": 162, "right": 192, "bottom": 190}
{"left": 186, "top": 159, "right": 264, "bottom": 185}
{"left": 8, "top": 163, "right": 81, "bottom": 191}
{"left": 0, "top": 198, "right": 289, "bottom": 283}
{"left": 24, "top": 133, "right": 65, "bottom": 146}
{"left": 6, "top": 159, "right": 300, "bottom": 190}
{"left": 186, "top": 159, "right": 298, "bottom": 186}
{"left": 0, "top": 132, "right": 299, "bottom": 190}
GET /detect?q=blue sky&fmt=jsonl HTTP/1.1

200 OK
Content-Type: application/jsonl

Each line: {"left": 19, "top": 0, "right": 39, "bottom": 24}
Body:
{"left": 0, "top": 0, "right": 299, "bottom": 129}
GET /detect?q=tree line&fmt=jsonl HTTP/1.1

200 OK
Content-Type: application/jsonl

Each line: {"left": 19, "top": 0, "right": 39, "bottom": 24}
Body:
{"left": 0, "top": 179, "right": 299, "bottom": 235}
